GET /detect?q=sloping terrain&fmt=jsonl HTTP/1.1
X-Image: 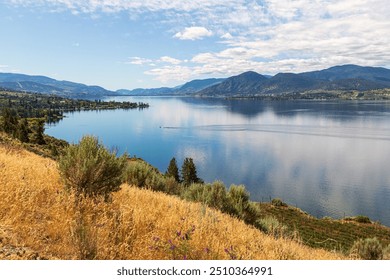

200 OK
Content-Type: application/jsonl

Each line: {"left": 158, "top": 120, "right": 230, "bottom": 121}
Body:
{"left": 0, "top": 143, "right": 340, "bottom": 260}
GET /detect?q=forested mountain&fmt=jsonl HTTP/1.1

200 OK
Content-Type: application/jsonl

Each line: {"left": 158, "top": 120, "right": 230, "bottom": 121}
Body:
{"left": 196, "top": 65, "right": 390, "bottom": 96}
{"left": 299, "top": 64, "right": 390, "bottom": 86}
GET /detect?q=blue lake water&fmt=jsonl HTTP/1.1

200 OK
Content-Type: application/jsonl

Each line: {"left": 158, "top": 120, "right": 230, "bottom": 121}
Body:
{"left": 46, "top": 97, "right": 390, "bottom": 226}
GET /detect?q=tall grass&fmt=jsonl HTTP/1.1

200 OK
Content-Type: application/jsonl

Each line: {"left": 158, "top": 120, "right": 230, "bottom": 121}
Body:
{"left": 0, "top": 144, "right": 341, "bottom": 260}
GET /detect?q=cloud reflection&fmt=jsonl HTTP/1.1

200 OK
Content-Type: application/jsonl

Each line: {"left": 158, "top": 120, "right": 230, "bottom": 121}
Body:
{"left": 47, "top": 97, "right": 390, "bottom": 225}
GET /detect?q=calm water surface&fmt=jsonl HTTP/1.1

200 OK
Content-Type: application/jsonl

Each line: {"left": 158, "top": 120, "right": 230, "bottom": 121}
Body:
{"left": 46, "top": 97, "right": 390, "bottom": 226}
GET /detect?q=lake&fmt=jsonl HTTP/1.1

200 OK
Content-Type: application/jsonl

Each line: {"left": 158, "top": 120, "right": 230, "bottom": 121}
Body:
{"left": 46, "top": 97, "right": 390, "bottom": 226}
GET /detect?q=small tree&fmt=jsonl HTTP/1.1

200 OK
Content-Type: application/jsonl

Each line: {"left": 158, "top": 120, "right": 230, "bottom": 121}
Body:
{"left": 0, "top": 108, "right": 19, "bottom": 136}
{"left": 16, "top": 118, "right": 30, "bottom": 143}
{"left": 181, "top": 157, "right": 202, "bottom": 186}
{"left": 30, "top": 119, "right": 46, "bottom": 145}
{"left": 165, "top": 157, "right": 180, "bottom": 182}
{"left": 59, "top": 135, "right": 127, "bottom": 198}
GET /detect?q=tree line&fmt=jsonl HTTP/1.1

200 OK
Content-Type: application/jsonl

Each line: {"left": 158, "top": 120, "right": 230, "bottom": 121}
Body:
{"left": 0, "top": 107, "right": 45, "bottom": 144}
{"left": 165, "top": 157, "right": 203, "bottom": 186}
{"left": 0, "top": 90, "right": 149, "bottom": 124}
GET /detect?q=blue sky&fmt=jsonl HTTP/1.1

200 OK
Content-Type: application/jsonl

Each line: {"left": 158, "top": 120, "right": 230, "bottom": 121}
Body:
{"left": 1, "top": 0, "right": 390, "bottom": 90}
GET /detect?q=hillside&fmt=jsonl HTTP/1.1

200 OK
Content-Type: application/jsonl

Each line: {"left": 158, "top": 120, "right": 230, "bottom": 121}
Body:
{"left": 196, "top": 65, "right": 390, "bottom": 97}
{"left": 0, "top": 142, "right": 340, "bottom": 260}
{"left": 197, "top": 71, "right": 268, "bottom": 97}
{"left": 115, "top": 65, "right": 390, "bottom": 98}
{"left": 116, "top": 78, "right": 225, "bottom": 96}
{"left": 0, "top": 73, "right": 115, "bottom": 98}
{"left": 300, "top": 64, "right": 390, "bottom": 86}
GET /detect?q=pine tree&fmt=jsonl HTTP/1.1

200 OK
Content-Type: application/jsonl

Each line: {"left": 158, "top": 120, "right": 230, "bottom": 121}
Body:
{"left": 16, "top": 118, "right": 30, "bottom": 143}
{"left": 1, "top": 108, "right": 19, "bottom": 135}
{"left": 181, "top": 157, "right": 202, "bottom": 186}
{"left": 165, "top": 157, "right": 180, "bottom": 182}
{"left": 31, "top": 119, "right": 45, "bottom": 145}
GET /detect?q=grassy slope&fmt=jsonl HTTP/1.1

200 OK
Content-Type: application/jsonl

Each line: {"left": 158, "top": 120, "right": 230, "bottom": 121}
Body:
{"left": 258, "top": 204, "right": 390, "bottom": 254}
{"left": 0, "top": 142, "right": 340, "bottom": 260}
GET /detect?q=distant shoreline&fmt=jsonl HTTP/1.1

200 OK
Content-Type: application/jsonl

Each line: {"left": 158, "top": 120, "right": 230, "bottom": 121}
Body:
{"left": 110, "top": 88, "right": 390, "bottom": 101}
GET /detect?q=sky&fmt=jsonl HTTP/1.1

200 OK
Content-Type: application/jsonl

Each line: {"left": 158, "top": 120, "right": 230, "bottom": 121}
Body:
{"left": 0, "top": 0, "right": 390, "bottom": 91}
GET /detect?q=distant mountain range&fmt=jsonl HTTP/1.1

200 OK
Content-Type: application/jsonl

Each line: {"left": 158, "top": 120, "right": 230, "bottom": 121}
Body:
{"left": 197, "top": 65, "right": 390, "bottom": 97}
{"left": 116, "top": 78, "right": 225, "bottom": 96}
{"left": 0, "top": 73, "right": 115, "bottom": 98}
{"left": 1, "top": 65, "right": 390, "bottom": 98}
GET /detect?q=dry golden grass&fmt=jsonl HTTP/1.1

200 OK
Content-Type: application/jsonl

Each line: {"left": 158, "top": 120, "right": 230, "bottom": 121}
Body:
{"left": 0, "top": 144, "right": 342, "bottom": 260}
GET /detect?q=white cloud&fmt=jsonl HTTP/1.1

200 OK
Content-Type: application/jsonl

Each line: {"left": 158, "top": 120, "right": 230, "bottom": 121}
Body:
{"left": 8, "top": 0, "right": 390, "bottom": 84}
{"left": 0, "top": 64, "right": 21, "bottom": 73}
{"left": 159, "top": 56, "right": 182, "bottom": 65}
{"left": 8, "top": 0, "right": 244, "bottom": 14}
{"left": 126, "top": 57, "right": 153, "bottom": 65}
{"left": 145, "top": 65, "right": 193, "bottom": 83}
{"left": 173, "top": 27, "right": 213, "bottom": 40}
{"left": 146, "top": 0, "right": 390, "bottom": 81}
{"left": 221, "top": 33, "right": 233, "bottom": 40}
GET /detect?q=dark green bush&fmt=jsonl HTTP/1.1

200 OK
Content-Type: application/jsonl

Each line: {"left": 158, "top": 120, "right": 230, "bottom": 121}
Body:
{"left": 350, "top": 237, "right": 383, "bottom": 260}
{"left": 59, "top": 135, "right": 127, "bottom": 198}
{"left": 354, "top": 215, "right": 371, "bottom": 224}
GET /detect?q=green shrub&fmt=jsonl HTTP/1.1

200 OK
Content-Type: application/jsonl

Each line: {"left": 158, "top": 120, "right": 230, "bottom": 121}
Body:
{"left": 183, "top": 181, "right": 229, "bottom": 211}
{"left": 163, "top": 176, "right": 183, "bottom": 196}
{"left": 182, "top": 183, "right": 207, "bottom": 202}
{"left": 227, "top": 184, "right": 260, "bottom": 224}
{"left": 125, "top": 160, "right": 158, "bottom": 188}
{"left": 58, "top": 135, "right": 127, "bottom": 198}
{"left": 350, "top": 237, "right": 383, "bottom": 260}
{"left": 383, "top": 245, "right": 390, "bottom": 260}
{"left": 354, "top": 215, "right": 371, "bottom": 224}
{"left": 271, "top": 198, "right": 287, "bottom": 207}
{"left": 125, "top": 159, "right": 181, "bottom": 195}
{"left": 257, "top": 216, "right": 288, "bottom": 238}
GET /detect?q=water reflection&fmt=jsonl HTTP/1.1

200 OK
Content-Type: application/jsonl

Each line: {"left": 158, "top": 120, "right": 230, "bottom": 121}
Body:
{"left": 46, "top": 97, "right": 390, "bottom": 226}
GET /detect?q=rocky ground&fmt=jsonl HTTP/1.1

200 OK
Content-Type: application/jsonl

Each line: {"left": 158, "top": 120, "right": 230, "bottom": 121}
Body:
{"left": 0, "top": 227, "right": 46, "bottom": 260}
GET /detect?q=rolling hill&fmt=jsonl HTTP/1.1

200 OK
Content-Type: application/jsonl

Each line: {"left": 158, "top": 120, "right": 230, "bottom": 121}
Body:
{"left": 0, "top": 73, "right": 115, "bottom": 98}
{"left": 0, "top": 141, "right": 341, "bottom": 260}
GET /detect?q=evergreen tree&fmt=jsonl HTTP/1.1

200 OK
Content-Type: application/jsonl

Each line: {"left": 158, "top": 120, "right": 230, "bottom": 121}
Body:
{"left": 181, "top": 157, "right": 202, "bottom": 186}
{"left": 16, "top": 118, "right": 30, "bottom": 143}
{"left": 165, "top": 157, "right": 180, "bottom": 182}
{"left": 31, "top": 119, "right": 45, "bottom": 145}
{"left": 1, "top": 108, "right": 19, "bottom": 135}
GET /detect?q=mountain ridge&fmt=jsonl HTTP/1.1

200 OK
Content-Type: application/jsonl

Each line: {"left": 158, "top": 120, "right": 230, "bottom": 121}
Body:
{"left": 0, "top": 73, "right": 115, "bottom": 98}
{"left": 1, "top": 64, "right": 390, "bottom": 98}
{"left": 196, "top": 65, "right": 390, "bottom": 96}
